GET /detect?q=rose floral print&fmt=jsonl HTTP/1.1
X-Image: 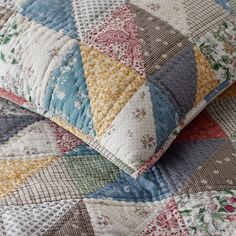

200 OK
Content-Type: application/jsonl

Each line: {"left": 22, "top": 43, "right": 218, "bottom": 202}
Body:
{"left": 197, "top": 21, "right": 236, "bottom": 82}
{"left": 177, "top": 190, "right": 236, "bottom": 235}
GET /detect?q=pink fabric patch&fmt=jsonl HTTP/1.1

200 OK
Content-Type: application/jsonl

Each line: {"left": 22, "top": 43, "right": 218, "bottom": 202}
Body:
{"left": 0, "top": 88, "right": 27, "bottom": 105}
{"left": 49, "top": 122, "right": 83, "bottom": 154}
{"left": 176, "top": 110, "right": 227, "bottom": 143}
{"left": 83, "top": 4, "right": 145, "bottom": 76}
{"left": 141, "top": 198, "right": 189, "bottom": 235}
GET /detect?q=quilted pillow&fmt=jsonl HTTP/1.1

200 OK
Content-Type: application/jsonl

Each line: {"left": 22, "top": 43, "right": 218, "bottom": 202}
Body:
{"left": 0, "top": 0, "right": 235, "bottom": 177}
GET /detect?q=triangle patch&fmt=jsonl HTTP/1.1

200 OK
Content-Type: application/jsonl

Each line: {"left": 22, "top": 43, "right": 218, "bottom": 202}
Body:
{"left": 130, "top": 0, "right": 190, "bottom": 36}
{"left": 176, "top": 110, "right": 227, "bottom": 143}
{"left": 83, "top": 4, "right": 145, "bottom": 76}
{"left": 0, "top": 120, "right": 60, "bottom": 159}
{"left": 141, "top": 199, "right": 188, "bottom": 235}
{"left": 0, "top": 159, "right": 81, "bottom": 205}
{"left": 49, "top": 122, "right": 83, "bottom": 154}
{"left": 20, "top": 0, "right": 78, "bottom": 39}
{"left": 0, "top": 114, "right": 43, "bottom": 144}
{"left": 0, "top": 157, "right": 58, "bottom": 198}
{"left": 0, "top": 200, "right": 77, "bottom": 235}
{"left": 80, "top": 43, "right": 145, "bottom": 136}
{"left": 178, "top": 140, "right": 236, "bottom": 194}
{"left": 130, "top": 3, "right": 190, "bottom": 77}
{"left": 194, "top": 47, "right": 219, "bottom": 105}
{"left": 183, "top": 0, "right": 231, "bottom": 39}
{"left": 72, "top": 0, "right": 126, "bottom": 39}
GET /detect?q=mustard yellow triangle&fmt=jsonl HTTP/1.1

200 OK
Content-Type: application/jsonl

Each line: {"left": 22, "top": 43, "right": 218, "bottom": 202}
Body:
{"left": 194, "top": 47, "right": 219, "bottom": 105}
{"left": 80, "top": 43, "right": 146, "bottom": 137}
{"left": 0, "top": 157, "right": 58, "bottom": 198}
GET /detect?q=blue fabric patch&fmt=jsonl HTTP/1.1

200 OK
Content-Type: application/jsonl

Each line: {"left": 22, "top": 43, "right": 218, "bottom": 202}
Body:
{"left": 148, "top": 82, "right": 178, "bottom": 150}
{"left": 149, "top": 45, "right": 197, "bottom": 120}
{"left": 204, "top": 80, "right": 230, "bottom": 102}
{"left": 88, "top": 165, "right": 171, "bottom": 202}
{"left": 44, "top": 44, "right": 96, "bottom": 136}
{"left": 20, "top": 0, "right": 78, "bottom": 39}
{"left": 65, "top": 143, "right": 100, "bottom": 157}
{"left": 0, "top": 115, "right": 43, "bottom": 144}
{"left": 214, "top": 0, "right": 232, "bottom": 12}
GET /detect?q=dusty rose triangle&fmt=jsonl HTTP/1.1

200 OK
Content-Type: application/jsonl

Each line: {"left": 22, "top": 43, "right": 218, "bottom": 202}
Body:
{"left": 141, "top": 199, "right": 188, "bottom": 235}
{"left": 82, "top": 3, "right": 145, "bottom": 76}
{"left": 49, "top": 122, "right": 83, "bottom": 154}
{"left": 176, "top": 110, "right": 227, "bottom": 143}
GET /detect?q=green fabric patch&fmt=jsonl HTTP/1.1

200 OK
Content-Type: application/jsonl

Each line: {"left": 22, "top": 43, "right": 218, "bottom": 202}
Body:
{"left": 63, "top": 155, "right": 122, "bottom": 195}
{"left": 230, "top": 0, "right": 236, "bottom": 14}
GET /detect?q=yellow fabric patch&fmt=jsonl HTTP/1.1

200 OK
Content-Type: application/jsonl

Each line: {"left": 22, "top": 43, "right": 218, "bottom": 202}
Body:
{"left": 0, "top": 157, "right": 58, "bottom": 198}
{"left": 80, "top": 43, "right": 146, "bottom": 137}
{"left": 194, "top": 47, "right": 219, "bottom": 105}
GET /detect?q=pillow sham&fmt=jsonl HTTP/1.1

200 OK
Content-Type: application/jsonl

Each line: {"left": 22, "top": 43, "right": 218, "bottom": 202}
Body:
{"left": 0, "top": 0, "right": 235, "bottom": 177}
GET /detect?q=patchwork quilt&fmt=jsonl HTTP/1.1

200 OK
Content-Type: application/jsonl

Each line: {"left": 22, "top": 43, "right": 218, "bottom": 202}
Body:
{"left": 1, "top": 0, "right": 236, "bottom": 235}
{"left": 0, "top": 73, "right": 236, "bottom": 236}
{"left": 0, "top": 0, "right": 236, "bottom": 178}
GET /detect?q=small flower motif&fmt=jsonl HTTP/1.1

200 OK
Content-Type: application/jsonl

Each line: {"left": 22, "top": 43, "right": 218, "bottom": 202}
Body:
{"left": 227, "top": 215, "right": 236, "bottom": 221}
{"left": 226, "top": 180, "right": 233, "bottom": 185}
{"left": 23, "top": 66, "right": 34, "bottom": 77}
{"left": 74, "top": 99, "right": 82, "bottom": 109}
{"left": 123, "top": 186, "right": 130, "bottom": 193}
{"left": 139, "top": 91, "right": 145, "bottom": 100}
{"left": 155, "top": 38, "right": 162, "bottom": 42}
{"left": 224, "top": 204, "right": 235, "bottom": 212}
{"left": 177, "top": 42, "right": 183, "bottom": 47}
{"left": 97, "top": 215, "right": 110, "bottom": 226}
{"left": 140, "top": 210, "right": 149, "bottom": 217}
{"left": 141, "top": 134, "right": 155, "bottom": 149}
{"left": 163, "top": 41, "right": 169, "bottom": 46}
{"left": 162, "top": 54, "right": 168, "bottom": 59}
{"left": 173, "top": 6, "right": 180, "bottom": 11}
{"left": 48, "top": 47, "right": 60, "bottom": 58}
{"left": 147, "top": 16, "right": 154, "bottom": 21}
{"left": 147, "top": 3, "right": 160, "bottom": 12}
{"left": 134, "top": 208, "right": 149, "bottom": 217}
{"left": 200, "top": 179, "right": 208, "bottom": 184}
{"left": 127, "top": 129, "right": 133, "bottom": 137}
{"left": 132, "top": 107, "right": 146, "bottom": 121}
{"left": 139, "top": 38, "right": 144, "bottom": 43}
{"left": 56, "top": 90, "right": 65, "bottom": 100}
{"left": 227, "top": 196, "right": 236, "bottom": 204}
{"left": 206, "top": 203, "right": 219, "bottom": 212}
{"left": 106, "top": 125, "right": 116, "bottom": 136}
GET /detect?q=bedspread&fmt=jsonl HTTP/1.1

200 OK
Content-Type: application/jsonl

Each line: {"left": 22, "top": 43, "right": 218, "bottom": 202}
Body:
{"left": 1, "top": 0, "right": 236, "bottom": 235}
{"left": 0, "top": 79, "right": 236, "bottom": 236}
